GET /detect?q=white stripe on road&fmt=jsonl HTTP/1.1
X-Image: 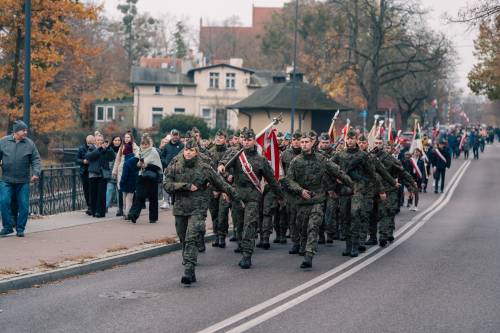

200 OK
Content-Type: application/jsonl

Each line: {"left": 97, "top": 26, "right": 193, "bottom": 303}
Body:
{"left": 197, "top": 161, "right": 470, "bottom": 333}
{"left": 226, "top": 160, "right": 471, "bottom": 333}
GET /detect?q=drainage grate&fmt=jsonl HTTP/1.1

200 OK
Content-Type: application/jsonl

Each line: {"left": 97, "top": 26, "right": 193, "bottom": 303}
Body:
{"left": 99, "top": 290, "right": 160, "bottom": 300}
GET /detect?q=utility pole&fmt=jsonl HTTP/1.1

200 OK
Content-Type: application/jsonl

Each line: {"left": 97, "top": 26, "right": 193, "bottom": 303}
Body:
{"left": 290, "top": 0, "right": 299, "bottom": 132}
{"left": 23, "top": 0, "right": 32, "bottom": 128}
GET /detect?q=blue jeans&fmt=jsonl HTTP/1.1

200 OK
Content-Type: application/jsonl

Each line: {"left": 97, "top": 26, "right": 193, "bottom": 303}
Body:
{"left": 106, "top": 182, "right": 116, "bottom": 209}
{"left": 0, "top": 182, "right": 30, "bottom": 233}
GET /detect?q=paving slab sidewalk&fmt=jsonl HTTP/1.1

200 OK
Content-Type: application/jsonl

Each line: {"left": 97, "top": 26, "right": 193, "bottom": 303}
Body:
{"left": 0, "top": 207, "right": 214, "bottom": 275}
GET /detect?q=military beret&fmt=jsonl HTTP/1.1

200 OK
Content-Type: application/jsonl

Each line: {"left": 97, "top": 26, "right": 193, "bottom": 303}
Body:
{"left": 191, "top": 127, "right": 200, "bottom": 134}
{"left": 234, "top": 130, "right": 241, "bottom": 136}
{"left": 308, "top": 130, "right": 318, "bottom": 138}
{"left": 185, "top": 130, "right": 192, "bottom": 138}
{"left": 242, "top": 128, "right": 256, "bottom": 139}
{"left": 358, "top": 135, "right": 367, "bottom": 142}
{"left": 292, "top": 130, "right": 302, "bottom": 139}
{"left": 346, "top": 129, "right": 357, "bottom": 138}
{"left": 319, "top": 132, "right": 330, "bottom": 141}
{"left": 303, "top": 131, "right": 316, "bottom": 139}
{"left": 284, "top": 132, "right": 292, "bottom": 140}
{"left": 277, "top": 132, "right": 284, "bottom": 139}
{"left": 216, "top": 129, "right": 226, "bottom": 137}
{"left": 185, "top": 138, "right": 198, "bottom": 149}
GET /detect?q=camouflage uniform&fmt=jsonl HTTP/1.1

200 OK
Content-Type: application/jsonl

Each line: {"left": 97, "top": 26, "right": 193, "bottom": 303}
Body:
{"left": 371, "top": 147, "right": 416, "bottom": 245}
{"left": 220, "top": 140, "right": 283, "bottom": 268}
{"left": 286, "top": 151, "right": 352, "bottom": 262}
{"left": 164, "top": 152, "right": 238, "bottom": 279}
{"left": 280, "top": 145, "right": 302, "bottom": 247}
{"left": 318, "top": 144, "right": 336, "bottom": 243}
{"left": 332, "top": 144, "right": 382, "bottom": 256}
{"left": 208, "top": 142, "right": 231, "bottom": 243}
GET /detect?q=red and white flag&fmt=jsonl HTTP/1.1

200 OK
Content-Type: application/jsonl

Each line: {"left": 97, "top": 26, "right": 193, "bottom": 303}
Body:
{"left": 256, "top": 128, "right": 282, "bottom": 180}
{"left": 459, "top": 134, "right": 467, "bottom": 150}
{"left": 410, "top": 157, "right": 423, "bottom": 179}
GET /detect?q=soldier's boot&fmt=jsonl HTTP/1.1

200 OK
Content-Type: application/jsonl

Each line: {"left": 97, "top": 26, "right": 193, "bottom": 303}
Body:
{"left": 342, "top": 241, "right": 352, "bottom": 256}
{"left": 280, "top": 233, "right": 287, "bottom": 244}
{"left": 318, "top": 232, "right": 326, "bottom": 245}
{"left": 350, "top": 240, "right": 359, "bottom": 257}
{"left": 262, "top": 235, "right": 270, "bottom": 250}
{"left": 256, "top": 233, "right": 264, "bottom": 248}
{"left": 358, "top": 239, "right": 366, "bottom": 252}
{"left": 218, "top": 236, "right": 226, "bottom": 248}
{"left": 289, "top": 243, "right": 300, "bottom": 254}
{"left": 238, "top": 256, "right": 252, "bottom": 269}
{"left": 388, "top": 235, "right": 395, "bottom": 242}
{"left": 379, "top": 239, "right": 388, "bottom": 247}
{"left": 366, "top": 235, "right": 378, "bottom": 246}
{"left": 198, "top": 235, "right": 207, "bottom": 253}
{"left": 300, "top": 254, "right": 313, "bottom": 269}
{"left": 181, "top": 268, "right": 196, "bottom": 285}
{"left": 326, "top": 233, "right": 334, "bottom": 244}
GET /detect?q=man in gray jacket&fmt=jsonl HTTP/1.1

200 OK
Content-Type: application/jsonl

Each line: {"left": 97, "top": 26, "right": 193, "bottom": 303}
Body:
{"left": 0, "top": 120, "right": 41, "bottom": 237}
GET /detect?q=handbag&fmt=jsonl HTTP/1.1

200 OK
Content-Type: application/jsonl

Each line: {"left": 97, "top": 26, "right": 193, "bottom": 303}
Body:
{"left": 142, "top": 169, "right": 162, "bottom": 183}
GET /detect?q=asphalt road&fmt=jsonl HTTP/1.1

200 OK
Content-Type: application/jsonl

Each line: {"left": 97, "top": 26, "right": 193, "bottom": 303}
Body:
{"left": 1, "top": 145, "right": 499, "bottom": 333}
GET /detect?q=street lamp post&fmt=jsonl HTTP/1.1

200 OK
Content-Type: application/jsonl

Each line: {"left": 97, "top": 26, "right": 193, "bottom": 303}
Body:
{"left": 290, "top": 0, "right": 299, "bottom": 133}
{"left": 23, "top": 0, "right": 32, "bottom": 128}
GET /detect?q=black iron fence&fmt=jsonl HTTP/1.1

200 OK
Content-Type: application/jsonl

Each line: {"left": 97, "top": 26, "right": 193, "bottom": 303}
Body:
{"left": 29, "top": 165, "right": 86, "bottom": 215}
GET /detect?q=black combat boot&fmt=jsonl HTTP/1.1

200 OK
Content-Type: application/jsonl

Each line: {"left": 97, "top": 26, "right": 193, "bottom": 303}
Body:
{"left": 262, "top": 236, "right": 270, "bottom": 250}
{"left": 350, "top": 240, "right": 359, "bottom": 257}
{"left": 181, "top": 269, "right": 196, "bottom": 285}
{"left": 238, "top": 256, "right": 252, "bottom": 269}
{"left": 289, "top": 243, "right": 300, "bottom": 254}
{"left": 218, "top": 236, "right": 226, "bottom": 248}
{"left": 300, "top": 254, "right": 313, "bottom": 269}
{"left": 365, "top": 235, "right": 378, "bottom": 246}
{"left": 318, "top": 232, "right": 326, "bottom": 245}
{"left": 388, "top": 235, "right": 395, "bottom": 242}
{"left": 379, "top": 239, "right": 388, "bottom": 247}
{"left": 342, "top": 241, "right": 352, "bottom": 256}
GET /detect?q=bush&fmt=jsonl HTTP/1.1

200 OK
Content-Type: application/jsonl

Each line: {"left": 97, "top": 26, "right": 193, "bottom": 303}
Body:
{"left": 158, "top": 114, "right": 210, "bottom": 138}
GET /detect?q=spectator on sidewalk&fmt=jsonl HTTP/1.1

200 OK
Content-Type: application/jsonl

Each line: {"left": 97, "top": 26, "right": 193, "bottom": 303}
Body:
{"left": 160, "top": 129, "right": 184, "bottom": 210}
{"left": 85, "top": 134, "right": 115, "bottom": 218}
{"left": 106, "top": 136, "right": 122, "bottom": 214}
{"left": 127, "top": 133, "right": 162, "bottom": 224}
{"left": 0, "top": 120, "right": 42, "bottom": 237}
{"left": 119, "top": 143, "right": 138, "bottom": 219}
{"left": 112, "top": 131, "right": 138, "bottom": 214}
{"left": 76, "top": 134, "right": 95, "bottom": 215}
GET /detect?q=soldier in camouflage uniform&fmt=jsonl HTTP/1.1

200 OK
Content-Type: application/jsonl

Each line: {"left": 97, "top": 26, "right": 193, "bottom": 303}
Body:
{"left": 332, "top": 131, "right": 385, "bottom": 257}
{"left": 218, "top": 129, "right": 283, "bottom": 269}
{"left": 286, "top": 132, "right": 353, "bottom": 268}
{"left": 164, "top": 139, "right": 240, "bottom": 285}
{"left": 317, "top": 133, "right": 337, "bottom": 244}
{"left": 370, "top": 138, "right": 417, "bottom": 246}
{"left": 280, "top": 131, "right": 303, "bottom": 253}
{"left": 358, "top": 135, "right": 397, "bottom": 251}
{"left": 208, "top": 130, "right": 232, "bottom": 248}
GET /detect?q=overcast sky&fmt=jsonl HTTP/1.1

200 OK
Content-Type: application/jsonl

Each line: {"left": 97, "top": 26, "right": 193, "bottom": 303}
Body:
{"left": 101, "top": 0, "right": 477, "bottom": 92}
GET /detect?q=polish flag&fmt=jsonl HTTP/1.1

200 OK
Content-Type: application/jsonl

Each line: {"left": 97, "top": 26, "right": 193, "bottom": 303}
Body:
{"left": 459, "top": 133, "right": 467, "bottom": 150}
{"left": 342, "top": 119, "right": 351, "bottom": 141}
{"left": 256, "top": 128, "right": 282, "bottom": 180}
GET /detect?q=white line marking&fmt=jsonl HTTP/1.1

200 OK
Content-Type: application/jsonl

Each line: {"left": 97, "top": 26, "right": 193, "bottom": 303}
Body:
{"left": 197, "top": 161, "right": 469, "bottom": 333}
{"left": 226, "top": 160, "right": 471, "bottom": 333}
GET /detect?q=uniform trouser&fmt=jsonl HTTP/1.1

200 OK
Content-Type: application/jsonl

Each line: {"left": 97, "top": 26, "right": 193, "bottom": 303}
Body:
{"left": 338, "top": 196, "right": 351, "bottom": 239}
{"left": 275, "top": 205, "right": 288, "bottom": 237}
{"left": 209, "top": 194, "right": 231, "bottom": 237}
{"left": 341, "top": 194, "right": 364, "bottom": 246}
{"left": 369, "top": 197, "right": 380, "bottom": 239}
{"left": 262, "top": 206, "right": 279, "bottom": 237}
{"left": 175, "top": 214, "right": 206, "bottom": 270}
{"left": 321, "top": 196, "right": 338, "bottom": 238}
{"left": 287, "top": 201, "right": 299, "bottom": 245}
{"left": 233, "top": 201, "right": 259, "bottom": 257}
{"left": 434, "top": 168, "right": 446, "bottom": 192}
{"left": 378, "top": 191, "right": 398, "bottom": 240}
{"left": 295, "top": 203, "right": 324, "bottom": 255}
{"left": 359, "top": 194, "right": 374, "bottom": 246}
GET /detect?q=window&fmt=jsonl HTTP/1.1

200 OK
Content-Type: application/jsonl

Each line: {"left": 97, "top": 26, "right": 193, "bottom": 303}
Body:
{"left": 226, "top": 73, "right": 236, "bottom": 89}
{"left": 209, "top": 72, "right": 219, "bottom": 89}
{"left": 152, "top": 107, "right": 163, "bottom": 126}
{"left": 96, "top": 106, "right": 104, "bottom": 121}
{"left": 106, "top": 106, "right": 115, "bottom": 121}
{"left": 202, "top": 108, "right": 211, "bottom": 118}
{"left": 174, "top": 108, "right": 185, "bottom": 113}
{"left": 176, "top": 86, "right": 183, "bottom": 95}
{"left": 154, "top": 85, "right": 161, "bottom": 94}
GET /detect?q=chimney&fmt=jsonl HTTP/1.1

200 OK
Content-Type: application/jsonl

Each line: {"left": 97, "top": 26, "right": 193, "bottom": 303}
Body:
{"left": 229, "top": 58, "right": 243, "bottom": 67}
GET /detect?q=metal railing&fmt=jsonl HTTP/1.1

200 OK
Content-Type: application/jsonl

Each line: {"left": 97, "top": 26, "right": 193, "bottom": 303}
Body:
{"left": 29, "top": 165, "right": 86, "bottom": 215}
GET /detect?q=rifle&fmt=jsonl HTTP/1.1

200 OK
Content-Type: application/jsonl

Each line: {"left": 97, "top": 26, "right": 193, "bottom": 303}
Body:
{"left": 221, "top": 114, "right": 283, "bottom": 171}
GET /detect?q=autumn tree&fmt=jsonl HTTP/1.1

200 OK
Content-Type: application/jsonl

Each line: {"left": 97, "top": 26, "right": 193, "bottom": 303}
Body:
{"left": 0, "top": 0, "right": 100, "bottom": 135}
{"left": 468, "top": 14, "right": 500, "bottom": 100}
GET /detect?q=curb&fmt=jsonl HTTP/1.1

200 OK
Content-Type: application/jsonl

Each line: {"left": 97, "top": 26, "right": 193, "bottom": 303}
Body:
{"left": 0, "top": 234, "right": 217, "bottom": 293}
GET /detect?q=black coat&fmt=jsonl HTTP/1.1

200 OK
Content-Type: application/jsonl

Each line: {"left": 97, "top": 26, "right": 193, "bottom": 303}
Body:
{"left": 85, "top": 145, "right": 116, "bottom": 176}
{"left": 430, "top": 147, "right": 451, "bottom": 170}
{"left": 76, "top": 144, "right": 90, "bottom": 176}
{"left": 160, "top": 140, "right": 184, "bottom": 169}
